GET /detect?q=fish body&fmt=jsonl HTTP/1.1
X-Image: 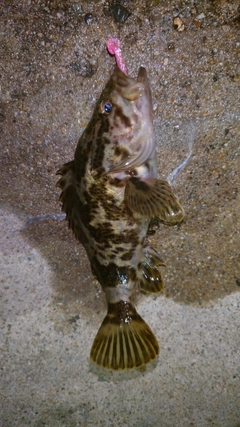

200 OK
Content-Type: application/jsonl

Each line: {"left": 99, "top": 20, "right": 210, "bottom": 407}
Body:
{"left": 57, "top": 66, "right": 184, "bottom": 370}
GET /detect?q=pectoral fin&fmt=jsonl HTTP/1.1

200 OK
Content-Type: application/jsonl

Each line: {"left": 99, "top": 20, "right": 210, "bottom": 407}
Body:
{"left": 125, "top": 177, "right": 185, "bottom": 225}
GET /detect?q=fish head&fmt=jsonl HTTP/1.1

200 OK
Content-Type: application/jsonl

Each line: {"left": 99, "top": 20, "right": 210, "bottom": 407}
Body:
{"left": 89, "top": 66, "right": 156, "bottom": 178}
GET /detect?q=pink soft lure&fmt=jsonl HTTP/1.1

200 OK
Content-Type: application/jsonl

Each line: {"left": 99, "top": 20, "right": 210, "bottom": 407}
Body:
{"left": 106, "top": 38, "right": 128, "bottom": 75}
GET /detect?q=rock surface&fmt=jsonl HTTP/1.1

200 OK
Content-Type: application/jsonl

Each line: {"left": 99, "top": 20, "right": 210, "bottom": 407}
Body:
{"left": 0, "top": 1, "right": 239, "bottom": 426}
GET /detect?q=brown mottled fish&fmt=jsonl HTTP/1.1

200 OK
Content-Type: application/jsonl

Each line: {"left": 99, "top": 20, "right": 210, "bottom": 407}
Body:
{"left": 57, "top": 64, "right": 184, "bottom": 370}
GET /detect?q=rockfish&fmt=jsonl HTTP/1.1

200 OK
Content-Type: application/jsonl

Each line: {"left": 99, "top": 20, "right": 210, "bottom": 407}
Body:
{"left": 57, "top": 66, "right": 184, "bottom": 370}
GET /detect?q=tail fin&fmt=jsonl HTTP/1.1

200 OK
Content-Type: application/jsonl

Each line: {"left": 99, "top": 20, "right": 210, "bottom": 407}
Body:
{"left": 90, "top": 301, "right": 159, "bottom": 370}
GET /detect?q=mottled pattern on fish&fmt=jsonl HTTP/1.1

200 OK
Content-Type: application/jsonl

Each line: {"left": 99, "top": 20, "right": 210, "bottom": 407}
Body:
{"left": 57, "top": 66, "right": 184, "bottom": 370}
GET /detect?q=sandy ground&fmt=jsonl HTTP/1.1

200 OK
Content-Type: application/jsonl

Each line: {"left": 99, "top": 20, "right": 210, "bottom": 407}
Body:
{"left": 0, "top": 1, "right": 240, "bottom": 426}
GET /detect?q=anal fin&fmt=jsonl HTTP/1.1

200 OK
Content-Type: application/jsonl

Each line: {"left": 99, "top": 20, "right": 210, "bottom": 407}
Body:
{"left": 138, "top": 247, "right": 165, "bottom": 294}
{"left": 125, "top": 177, "right": 185, "bottom": 225}
{"left": 90, "top": 301, "right": 159, "bottom": 370}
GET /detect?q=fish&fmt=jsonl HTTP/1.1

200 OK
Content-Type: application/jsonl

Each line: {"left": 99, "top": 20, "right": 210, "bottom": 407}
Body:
{"left": 57, "top": 65, "right": 185, "bottom": 370}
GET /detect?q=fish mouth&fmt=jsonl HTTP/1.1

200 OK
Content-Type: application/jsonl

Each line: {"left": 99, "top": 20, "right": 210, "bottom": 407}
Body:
{"left": 111, "top": 66, "right": 151, "bottom": 102}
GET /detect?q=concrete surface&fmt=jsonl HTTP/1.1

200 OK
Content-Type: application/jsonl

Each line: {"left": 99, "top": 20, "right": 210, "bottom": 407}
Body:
{"left": 0, "top": 1, "right": 240, "bottom": 426}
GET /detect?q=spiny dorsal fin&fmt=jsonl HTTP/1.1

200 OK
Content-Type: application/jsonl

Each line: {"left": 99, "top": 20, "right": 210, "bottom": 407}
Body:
{"left": 90, "top": 301, "right": 159, "bottom": 370}
{"left": 124, "top": 177, "right": 185, "bottom": 225}
{"left": 56, "top": 161, "right": 83, "bottom": 242}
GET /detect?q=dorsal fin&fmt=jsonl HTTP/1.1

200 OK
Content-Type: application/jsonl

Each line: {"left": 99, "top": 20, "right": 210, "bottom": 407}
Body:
{"left": 56, "top": 161, "right": 83, "bottom": 242}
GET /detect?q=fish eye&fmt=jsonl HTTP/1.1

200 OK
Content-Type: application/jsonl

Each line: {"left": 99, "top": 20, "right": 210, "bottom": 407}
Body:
{"left": 101, "top": 101, "right": 112, "bottom": 115}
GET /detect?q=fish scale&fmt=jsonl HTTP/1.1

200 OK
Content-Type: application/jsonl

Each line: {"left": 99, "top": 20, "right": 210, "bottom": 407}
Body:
{"left": 57, "top": 65, "right": 185, "bottom": 370}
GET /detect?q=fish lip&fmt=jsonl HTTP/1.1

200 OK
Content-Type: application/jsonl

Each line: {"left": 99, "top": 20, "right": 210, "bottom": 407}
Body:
{"left": 111, "top": 67, "right": 148, "bottom": 101}
{"left": 136, "top": 66, "right": 152, "bottom": 105}
{"left": 111, "top": 65, "right": 148, "bottom": 82}
{"left": 111, "top": 66, "right": 131, "bottom": 86}
{"left": 112, "top": 65, "right": 148, "bottom": 86}
{"left": 136, "top": 66, "right": 147, "bottom": 83}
